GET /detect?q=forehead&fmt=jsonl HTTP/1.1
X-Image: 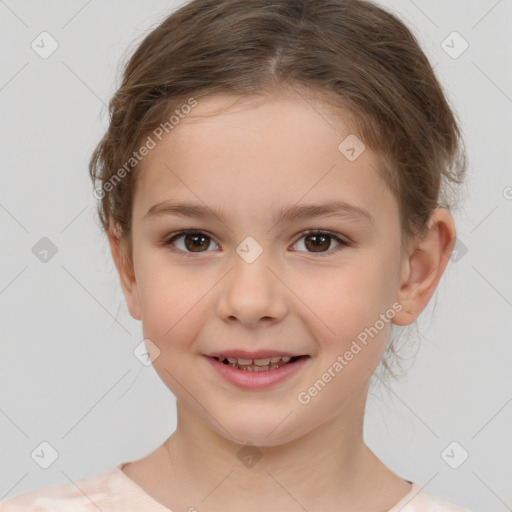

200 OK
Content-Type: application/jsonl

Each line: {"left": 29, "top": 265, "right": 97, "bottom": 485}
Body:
{"left": 133, "top": 91, "right": 397, "bottom": 229}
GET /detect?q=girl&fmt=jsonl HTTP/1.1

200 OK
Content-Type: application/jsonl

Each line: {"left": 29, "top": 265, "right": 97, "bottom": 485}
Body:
{"left": 1, "top": 0, "right": 472, "bottom": 510}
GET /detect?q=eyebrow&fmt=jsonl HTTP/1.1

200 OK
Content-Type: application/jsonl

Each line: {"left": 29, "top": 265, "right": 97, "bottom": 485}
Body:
{"left": 144, "top": 199, "right": 374, "bottom": 227}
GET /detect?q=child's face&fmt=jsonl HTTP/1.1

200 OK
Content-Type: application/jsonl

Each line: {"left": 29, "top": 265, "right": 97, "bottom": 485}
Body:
{"left": 114, "top": 90, "right": 411, "bottom": 446}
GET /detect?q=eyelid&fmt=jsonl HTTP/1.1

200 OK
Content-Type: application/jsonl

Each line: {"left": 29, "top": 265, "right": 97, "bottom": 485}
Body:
{"left": 293, "top": 228, "right": 349, "bottom": 244}
{"left": 163, "top": 228, "right": 350, "bottom": 257}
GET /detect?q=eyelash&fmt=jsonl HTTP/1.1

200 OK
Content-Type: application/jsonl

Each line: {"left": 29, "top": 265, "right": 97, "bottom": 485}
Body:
{"left": 162, "top": 229, "right": 351, "bottom": 258}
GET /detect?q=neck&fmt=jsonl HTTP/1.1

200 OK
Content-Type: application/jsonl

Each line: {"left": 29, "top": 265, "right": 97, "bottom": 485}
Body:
{"left": 158, "top": 385, "right": 408, "bottom": 512}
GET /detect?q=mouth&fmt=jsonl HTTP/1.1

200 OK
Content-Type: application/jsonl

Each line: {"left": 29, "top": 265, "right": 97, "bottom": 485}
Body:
{"left": 209, "top": 354, "right": 306, "bottom": 371}
{"left": 204, "top": 353, "right": 310, "bottom": 389}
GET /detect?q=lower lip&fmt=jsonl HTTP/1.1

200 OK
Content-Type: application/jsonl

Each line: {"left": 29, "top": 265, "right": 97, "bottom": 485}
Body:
{"left": 204, "top": 355, "right": 310, "bottom": 389}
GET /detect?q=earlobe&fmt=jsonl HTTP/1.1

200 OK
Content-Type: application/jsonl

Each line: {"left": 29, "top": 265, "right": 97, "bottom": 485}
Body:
{"left": 107, "top": 226, "right": 142, "bottom": 321}
{"left": 392, "top": 208, "right": 456, "bottom": 326}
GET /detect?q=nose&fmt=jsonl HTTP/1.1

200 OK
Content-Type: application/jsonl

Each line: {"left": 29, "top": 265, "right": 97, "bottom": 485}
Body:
{"left": 216, "top": 248, "right": 288, "bottom": 328}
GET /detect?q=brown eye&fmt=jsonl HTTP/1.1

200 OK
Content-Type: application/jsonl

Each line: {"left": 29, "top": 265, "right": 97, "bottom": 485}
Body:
{"left": 304, "top": 233, "right": 331, "bottom": 252}
{"left": 164, "top": 229, "right": 348, "bottom": 257}
{"left": 165, "top": 230, "right": 218, "bottom": 254}
{"left": 183, "top": 233, "right": 210, "bottom": 252}
{"left": 292, "top": 230, "right": 347, "bottom": 255}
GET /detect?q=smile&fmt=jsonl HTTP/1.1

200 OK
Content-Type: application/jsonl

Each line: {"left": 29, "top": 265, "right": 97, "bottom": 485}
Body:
{"left": 205, "top": 355, "right": 310, "bottom": 389}
{"left": 213, "top": 355, "right": 300, "bottom": 371}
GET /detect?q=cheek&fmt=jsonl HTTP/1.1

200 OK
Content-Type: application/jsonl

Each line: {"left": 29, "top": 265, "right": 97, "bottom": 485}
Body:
{"left": 298, "top": 270, "right": 392, "bottom": 412}
{"left": 300, "top": 255, "right": 392, "bottom": 331}
{"left": 135, "top": 253, "right": 204, "bottom": 344}
{"left": 138, "top": 271, "right": 208, "bottom": 392}
{"left": 298, "top": 256, "right": 394, "bottom": 383}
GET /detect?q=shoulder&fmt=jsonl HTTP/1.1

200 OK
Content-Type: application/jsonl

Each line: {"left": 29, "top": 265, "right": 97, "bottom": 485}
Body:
{"left": 389, "top": 482, "right": 473, "bottom": 512}
{"left": 0, "top": 466, "right": 129, "bottom": 511}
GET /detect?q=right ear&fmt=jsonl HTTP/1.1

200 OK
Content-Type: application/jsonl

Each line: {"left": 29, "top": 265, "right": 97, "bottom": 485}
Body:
{"left": 107, "top": 225, "right": 142, "bottom": 321}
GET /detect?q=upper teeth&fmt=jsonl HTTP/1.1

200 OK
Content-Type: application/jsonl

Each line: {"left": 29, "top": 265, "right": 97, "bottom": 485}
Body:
{"left": 217, "top": 356, "right": 292, "bottom": 366}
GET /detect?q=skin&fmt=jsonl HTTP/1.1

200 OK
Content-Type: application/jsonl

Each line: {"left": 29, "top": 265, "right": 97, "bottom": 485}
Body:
{"left": 108, "top": 87, "right": 456, "bottom": 512}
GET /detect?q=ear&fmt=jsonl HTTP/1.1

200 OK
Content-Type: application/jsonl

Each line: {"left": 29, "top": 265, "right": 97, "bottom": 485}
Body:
{"left": 392, "top": 208, "right": 456, "bottom": 326}
{"left": 107, "top": 225, "right": 142, "bottom": 321}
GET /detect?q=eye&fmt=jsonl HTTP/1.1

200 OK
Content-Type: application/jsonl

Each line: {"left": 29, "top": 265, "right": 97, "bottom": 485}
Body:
{"left": 291, "top": 229, "right": 349, "bottom": 256}
{"left": 162, "top": 229, "right": 350, "bottom": 257}
{"left": 163, "top": 230, "right": 219, "bottom": 255}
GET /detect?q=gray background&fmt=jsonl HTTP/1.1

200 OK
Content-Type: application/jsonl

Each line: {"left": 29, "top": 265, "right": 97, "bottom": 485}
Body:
{"left": 1, "top": 0, "right": 511, "bottom": 510}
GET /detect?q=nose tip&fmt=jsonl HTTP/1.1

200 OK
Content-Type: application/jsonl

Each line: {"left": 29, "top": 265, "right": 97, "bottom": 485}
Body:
{"left": 217, "top": 255, "right": 287, "bottom": 327}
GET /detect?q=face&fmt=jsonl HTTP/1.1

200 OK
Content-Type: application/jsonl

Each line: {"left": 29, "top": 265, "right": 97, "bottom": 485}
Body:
{"left": 113, "top": 89, "right": 416, "bottom": 447}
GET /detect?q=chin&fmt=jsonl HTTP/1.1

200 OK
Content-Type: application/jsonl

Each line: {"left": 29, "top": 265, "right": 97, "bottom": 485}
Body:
{"left": 213, "top": 412, "right": 309, "bottom": 449}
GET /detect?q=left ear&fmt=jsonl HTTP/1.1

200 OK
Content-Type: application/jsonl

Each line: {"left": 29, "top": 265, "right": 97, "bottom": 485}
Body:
{"left": 392, "top": 207, "right": 456, "bottom": 326}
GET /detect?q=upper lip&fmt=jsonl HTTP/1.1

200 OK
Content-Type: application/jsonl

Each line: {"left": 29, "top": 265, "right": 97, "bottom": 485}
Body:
{"left": 205, "top": 350, "right": 307, "bottom": 359}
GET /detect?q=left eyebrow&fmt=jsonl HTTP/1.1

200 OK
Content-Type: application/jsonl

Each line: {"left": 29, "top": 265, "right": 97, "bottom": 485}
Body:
{"left": 144, "top": 199, "right": 374, "bottom": 227}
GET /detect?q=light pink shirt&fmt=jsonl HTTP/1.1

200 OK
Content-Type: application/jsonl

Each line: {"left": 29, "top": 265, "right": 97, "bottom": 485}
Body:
{"left": 0, "top": 461, "right": 471, "bottom": 511}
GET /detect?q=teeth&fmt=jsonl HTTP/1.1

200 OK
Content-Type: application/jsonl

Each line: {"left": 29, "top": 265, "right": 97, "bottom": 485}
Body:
{"left": 215, "top": 355, "right": 297, "bottom": 369}
{"left": 253, "top": 358, "right": 270, "bottom": 366}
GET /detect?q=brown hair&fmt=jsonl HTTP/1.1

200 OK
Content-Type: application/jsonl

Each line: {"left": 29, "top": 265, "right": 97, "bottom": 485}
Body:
{"left": 89, "top": 0, "right": 467, "bottom": 379}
